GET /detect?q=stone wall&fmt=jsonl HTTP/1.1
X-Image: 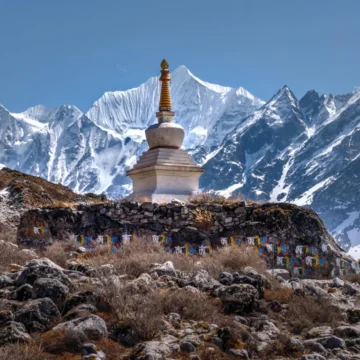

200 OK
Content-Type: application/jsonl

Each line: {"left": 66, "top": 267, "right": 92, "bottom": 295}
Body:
{"left": 17, "top": 201, "right": 358, "bottom": 278}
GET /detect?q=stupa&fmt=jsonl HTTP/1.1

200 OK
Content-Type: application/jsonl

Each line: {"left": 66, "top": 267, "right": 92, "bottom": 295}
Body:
{"left": 126, "top": 59, "right": 204, "bottom": 202}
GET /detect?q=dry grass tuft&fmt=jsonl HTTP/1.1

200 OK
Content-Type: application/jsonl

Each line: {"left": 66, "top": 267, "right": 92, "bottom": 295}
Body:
{"left": 0, "top": 342, "right": 45, "bottom": 360}
{"left": 345, "top": 274, "right": 360, "bottom": 285}
{"left": 189, "top": 191, "right": 244, "bottom": 205}
{"left": 286, "top": 295, "right": 343, "bottom": 334}
{"left": 265, "top": 288, "right": 293, "bottom": 304}
{"left": 191, "top": 207, "right": 214, "bottom": 230}
{"left": 45, "top": 239, "right": 79, "bottom": 268}
{"left": 0, "top": 237, "right": 37, "bottom": 272}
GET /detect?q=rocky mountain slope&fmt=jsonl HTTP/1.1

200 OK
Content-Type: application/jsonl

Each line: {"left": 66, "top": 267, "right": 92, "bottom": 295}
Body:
{"left": 0, "top": 67, "right": 359, "bottom": 250}
{"left": 0, "top": 167, "right": 105, "bottom": 234}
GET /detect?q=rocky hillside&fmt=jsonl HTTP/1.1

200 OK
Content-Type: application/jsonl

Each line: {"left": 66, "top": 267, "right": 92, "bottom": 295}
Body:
{"left": 0, "top": 167, "right": 106, "bottom": 233}
{"left": 1, "top": 239, "right": 360, "bottom": 359}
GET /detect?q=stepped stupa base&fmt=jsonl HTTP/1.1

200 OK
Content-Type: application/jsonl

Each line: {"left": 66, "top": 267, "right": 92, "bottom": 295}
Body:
{"left": 126, "top": 162, "right": 203, "bottom": 203}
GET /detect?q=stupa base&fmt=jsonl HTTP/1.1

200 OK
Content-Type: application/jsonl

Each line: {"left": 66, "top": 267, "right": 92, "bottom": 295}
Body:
{"left": 126, "top": 163, "right": 204, "bottom": 203}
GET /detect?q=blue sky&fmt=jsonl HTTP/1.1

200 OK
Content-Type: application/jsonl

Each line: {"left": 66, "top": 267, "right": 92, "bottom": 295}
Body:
{"left": 0, "top": 0, "right": 359, "bottom": 112}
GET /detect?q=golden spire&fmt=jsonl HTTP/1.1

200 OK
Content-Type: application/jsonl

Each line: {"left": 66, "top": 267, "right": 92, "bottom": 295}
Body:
{"left": 159, "top": 59, "right": 172, "bottom": 112}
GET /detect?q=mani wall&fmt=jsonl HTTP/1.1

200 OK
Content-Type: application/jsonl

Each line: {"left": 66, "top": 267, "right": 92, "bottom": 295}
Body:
{"left": 17, "top": 201, "right": 359, "bottom": 278}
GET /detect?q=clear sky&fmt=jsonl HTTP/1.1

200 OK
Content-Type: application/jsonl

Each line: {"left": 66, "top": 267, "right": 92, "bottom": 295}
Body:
{"left": 0, "top": 0, "right": 359, "bottom": 113}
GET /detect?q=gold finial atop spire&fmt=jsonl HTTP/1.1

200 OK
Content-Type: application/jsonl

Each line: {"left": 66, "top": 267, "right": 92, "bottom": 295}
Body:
{"left": 159, "top": 59, "right": 172, "bottom": 112}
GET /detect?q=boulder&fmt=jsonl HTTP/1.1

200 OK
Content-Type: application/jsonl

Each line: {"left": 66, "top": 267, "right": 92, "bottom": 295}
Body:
{"left": 0, "top": 275, "right": 13, "bottom": 289}
{"left": 343, "top": 282, "right": 360, "bottom": 296}
{"left": 335, "top": 325, "right": 360, "bottom": 338}
{"left": 332, "top": 277, "right": 345, "bottom": 288}
{"left": 64, "top": 304, "right": 98, "bottom": 321}
{"left": 0, "top": 321, "right": 31, "bottom": 345}
{"left": 287, "top": 337, "right": 305, "bottom": 352}
{"left": 11, "top": 283, "right": 33, "bottom": 301}
{"left": 187, "top": 270, "right": 221, "bottom": 291}
{"left": 52, "top": 315, "right": 108, "bottom": 340}
{"left": 150, "top": 261, "right": 177, "bottom": 277}
{"left": 227, "top": 349, "right": 249, "bottom": 359}
{"left": 301, "top": 354, "right": 326, "bottom": 360}
{"left": 180, "top": 341, "right": 196, "bottom": 353}
{"left": 32, "top": 277, "right": 69, "bottom": 312}
{"left": 66, "top": 261, "right": 96, "bottom": 277}
{"left": 316, "top": 335, "right": 346, "bottom": 349}
{"left": 16, "top": 258, "right": 72, "bottom": 288}
{"left": 14, "top": 297, "right": 60, "bottom": 331}
{"left": 0, "top": 310, "right": 14, "bottom": 324}
{"left": 219, "top": 272, "right": 234, "bottom": 285}
{"left": 218, "top": 284, "right": 259, "bottom": 314}
{"left": 307, "top": 326, "right": 333, "bottom": 339}
{"left": 131, "top": 341, "right": 171, "bottom": 359}
{"left": 347, "top": 308, "right": 360, "bottom": 324}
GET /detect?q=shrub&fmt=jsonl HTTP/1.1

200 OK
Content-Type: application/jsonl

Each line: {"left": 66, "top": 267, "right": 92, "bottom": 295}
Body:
{"left": 45, "top": 239, "right": 78, "bottom": 268}
{"left": 191, "top": 207, "right": 213, "bottom": 230}
{"left": 345, "top": 274, "right": 360, "bottom": 285}
{"left": 95, "top": 339, "right": 127, "bottom": 360}
{"left": 189, "top": 191, "right": 243, "bottom": 205}
{"left": 0, "top": 238, "right": 36, "bottom": 272}
{"left": 264, "top": 288, "right": 293, "bottom": 304}
{"left": 286, "top": 295, "right": 343, "bottom": 334}
{"left": 161, "top": 289, "right": 224, "bottom": 323}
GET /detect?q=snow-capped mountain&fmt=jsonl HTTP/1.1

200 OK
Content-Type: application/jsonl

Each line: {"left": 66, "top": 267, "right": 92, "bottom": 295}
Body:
{"left": 200, "top": 87, "right": 360, "bottom": 250}
{"left": 0, "top": 66, "right": 359, "bottom": 250}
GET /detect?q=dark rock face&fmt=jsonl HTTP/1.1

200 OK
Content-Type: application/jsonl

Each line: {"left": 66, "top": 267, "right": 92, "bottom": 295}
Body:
{"left": 0, "top": 321, "right": 31, "bottom": 345}
{"left": 218, "top": 284, "right": 259, "bottom": 314}
{"left": 14, "top": 297, "right": 60, "bottom": 332}
{"left": 16, "top": 258, "right": 72, "bottom": 288}
{"left": 11, "top": 284, "right": 33, "bottom": 301}
{"left": 51, "top": 315, "right": 108, "bottom": 340}
{"left": 32, "top": 278, "right": 69, "bottom": 313}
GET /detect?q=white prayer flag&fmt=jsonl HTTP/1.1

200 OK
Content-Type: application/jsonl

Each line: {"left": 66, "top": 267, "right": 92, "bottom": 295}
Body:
{"left": 122, "top": 234, "right": 131, "bottom": 244}
{"left": 152, "top": 235, "right": 160, "bottom": 244}
{"left": 305, "top": 256, "right": 314, "bottom": 266}
{"left": 247, "top": 237, "right": 255, "bottom": 246}
{"left": 174, "top": 246, "right": 183, "bottom": 255}
{"left": 295, "top": 246, "right": 303, "bottom": 255}
{"left": 33, "top": 227, "right": 40, "bottom": 235}
{"left": 276, "top": 257, "right": 284, "bottom": 266}
{"left": 198, "top": 246, "right": 206, "bottom": 256}
{"left": 321, "top": 244, "right": 328, "bottom": 252}
{"left": 220, "top": 237, "right": 228, "bottom": 246}
{"left": 266, "top": 244, "right": 273, "bottom": 252}
{"left": 336, "top": 258, "right": 341, "bottom": 268}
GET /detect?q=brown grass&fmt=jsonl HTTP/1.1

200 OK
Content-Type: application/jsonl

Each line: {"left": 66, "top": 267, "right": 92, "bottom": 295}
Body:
{"left": 286, "top": 295, "right": 343, "bottom": 334}
{"left": 345, "top": 274, "right": 360, "bottom": 285}
{"left": 85, "top": 240, "right": 267, "bottom": 280}
{"left": 0, "top": 238, "right": 37, "bottom": 272}
{"left": 0, "top": 342, "right": 46, "bottom": 360}
{"left": 41, "top": 329, "right": 88, "bottom": 355}
{"left": 264, "top": 288, "right": 293, "bottom": 304}
{"left": 189, "top": 191, "right": 244, "bottom": 205}
{"left": 191, "top": 207, "right": 214, "bottom": 230}
{"left": 45, "top": 239, "right": 79, "bottom": 268}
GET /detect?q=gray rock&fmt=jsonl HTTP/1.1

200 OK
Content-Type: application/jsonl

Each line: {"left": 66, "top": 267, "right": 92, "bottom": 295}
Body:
{"left": 344, "top": 282, "right": 360, "bottom": 296}
{"left": 332, "top": 277, "right": 345, "bottom": 288}
{"left": 0, "top": 275, "right": 13, "bottom": 289}
{"left": 180, "top": 341, "right": 196, "bottom": 353}
{"left": 14, "top": 297, "right": 60, "bottom": 331}
{"left": 317, "top": 335, "right": 346, "bottom": 349}
{"left": 64, "top": 303, "right": 98, "bottom": 320}
{"left": 227, "top": 348, "right": 249, "bottom": 359}
{"left": 287, "top": 337, "right": 305, "bottom": 352}
{"left": 267, "top": 269, "right": 290, "bottom": 280}
{"left": 347, "top": 308, "right": 360, "bottom": 324}
{"left": 150, "top": 261, "right": 177, "bottom": 277}
{"left": 302, "top": 280, "right": 329, "bottom": 297}
{"left": 307, "top": 326, "right": 333, "bottom": 339}
{"left": 301, "top": 354, "right": 326, "bottom": 360}
{"left": 11, "top": 284, "right": 33, "bottom": 301}
{"left": 187, "top": 270, "right": 221, "bottom": 291}
{"left": 218, "top": 284, "right": 259, "bottom": 314}
{"left": 335, "top": 325, "right": 360, "bottom": 338}
{"left": 132, "top": 341, "right": 171, "bottom": 359}
{"left": 16, "top": 258, "right": 72, "bottom": 288}
{"left": 0, "top": 310, "right": 14, "bottom": 324}
{"left": 52, "top": 315, "right": 108, "bottom": 340}
{"left": 32, "top": 278, "right": 69, "bottom": 312}
{"left": 219, "top": 272, "right": 234, "bottom": 285}
{"left": 0, "top": 321, "right": 32, "bottom": 345}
